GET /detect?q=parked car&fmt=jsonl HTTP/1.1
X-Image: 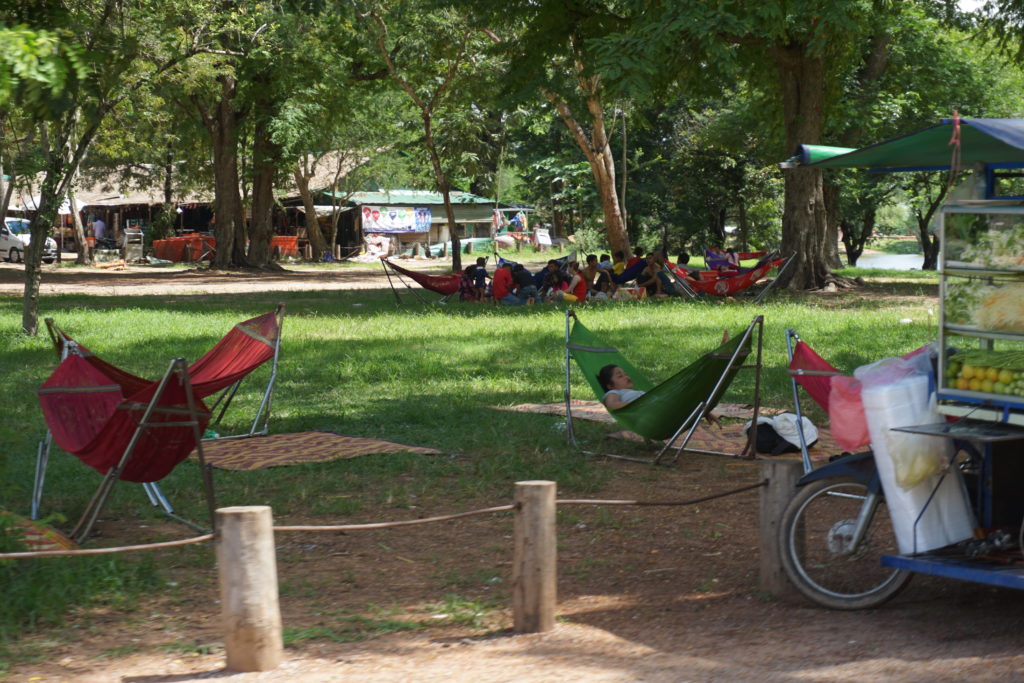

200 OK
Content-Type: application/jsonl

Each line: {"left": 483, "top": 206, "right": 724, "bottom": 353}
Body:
{"left": 1, "top": 216, "right": 58, "bottom": 264}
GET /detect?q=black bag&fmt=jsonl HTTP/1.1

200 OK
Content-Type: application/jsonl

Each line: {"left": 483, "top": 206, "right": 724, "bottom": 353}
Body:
{"left": 747, "top": 423, "right": 797, "bottom": 457}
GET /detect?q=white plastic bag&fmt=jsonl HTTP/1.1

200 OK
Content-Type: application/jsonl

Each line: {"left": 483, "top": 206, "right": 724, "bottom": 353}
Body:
{"left": 857, "top": 354, "right": 975, "bottom": 554}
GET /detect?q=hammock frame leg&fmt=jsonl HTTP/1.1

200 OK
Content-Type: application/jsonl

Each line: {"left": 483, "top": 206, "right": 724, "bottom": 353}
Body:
{"left": 662, "top": 264, "right": 697, "bottom": 299}
{"left": 206, "top": 303, "right": 286, "bottom": 441}
{"left": 563, "top": 310, "right": 578, "bottom": 447}
{"left": 656, "top": 314, "right": 764, "bottom": 464}
{"left": 752, "top": 253, "right": 795, "bottom": 304}
{"left": 380, "top": 258, "right": 433, "bottom": 306}
{"left": 69, "top": 358, "right": 217, "bottom": 544}
{"left": 786, "top": 329, "right": 817, "bottom": 474}
{"left": 31, "top": 431, "right": 52, "bottom": 520}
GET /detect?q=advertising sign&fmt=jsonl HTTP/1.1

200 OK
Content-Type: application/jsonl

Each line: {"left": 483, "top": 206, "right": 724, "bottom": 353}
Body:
{"left": 361, "top": 206, "right": 431, "bottom": 233}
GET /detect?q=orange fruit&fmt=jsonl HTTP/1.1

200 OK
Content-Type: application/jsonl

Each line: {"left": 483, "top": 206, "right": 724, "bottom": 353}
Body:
{"left": 986, "top": 367, "right": 1000, "bottom": 382}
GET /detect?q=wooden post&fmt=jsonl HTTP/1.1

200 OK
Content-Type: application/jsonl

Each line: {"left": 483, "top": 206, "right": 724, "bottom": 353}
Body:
{"left": 759, "top": 460, "right": 802, "bottom": 597}
{"left": 216, "top": 506, "right": 283, "bottom": 672}
{"left": 513, "top": 480, "right": 556, "bottom": 633}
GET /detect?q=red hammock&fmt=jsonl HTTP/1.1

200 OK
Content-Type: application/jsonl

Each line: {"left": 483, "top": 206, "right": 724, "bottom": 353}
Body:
{"left": 38, "top": 310, "right": 282, "bottom": 483}
{"left": 382, "top": 258, "right": 461, "bottom": 296}
{"left": 788, "top": 339, "right": 840, "bottom": 413}
{"left": 675, "top": 257, "right": 787, "bottom": 296}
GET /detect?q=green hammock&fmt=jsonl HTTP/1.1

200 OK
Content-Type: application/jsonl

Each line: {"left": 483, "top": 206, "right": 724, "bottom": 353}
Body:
{"left": 566, "top": 314, "right": 756, "bottom": 443}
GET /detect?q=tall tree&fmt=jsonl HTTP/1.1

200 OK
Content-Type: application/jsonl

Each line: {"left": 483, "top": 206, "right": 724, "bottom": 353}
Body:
{"left": 3, "top": 0, "right": 201, "bottom": 334}
{"left": 465, "top": 2, "right": 636, "bottom": 257}
{"left": 363, "top": 3, "right": 500, "bottom": 271}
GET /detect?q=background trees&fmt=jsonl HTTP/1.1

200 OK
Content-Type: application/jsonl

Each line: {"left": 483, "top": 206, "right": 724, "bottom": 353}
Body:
{"left": 7, "top": 0, "right": 1024, "bottom": 333}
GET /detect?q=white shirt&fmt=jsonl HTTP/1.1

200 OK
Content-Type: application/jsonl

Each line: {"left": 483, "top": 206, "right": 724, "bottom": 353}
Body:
{"left": 603, "top": 388, "right": 646, "bottom": 407}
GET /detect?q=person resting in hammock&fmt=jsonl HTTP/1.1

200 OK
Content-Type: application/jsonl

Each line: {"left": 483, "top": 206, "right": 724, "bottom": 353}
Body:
{"left": 597, "top": 364, "right": 646, "bottom": 410}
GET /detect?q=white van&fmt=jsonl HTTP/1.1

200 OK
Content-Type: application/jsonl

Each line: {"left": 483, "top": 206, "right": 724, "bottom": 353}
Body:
{"left": 1, "top": 216, "right": 58, "bottom": 264}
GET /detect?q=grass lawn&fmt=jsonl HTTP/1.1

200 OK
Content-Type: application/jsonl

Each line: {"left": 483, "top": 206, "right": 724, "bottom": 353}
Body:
{"left": 0, "top": 265, "right": 939, "bottom": 654}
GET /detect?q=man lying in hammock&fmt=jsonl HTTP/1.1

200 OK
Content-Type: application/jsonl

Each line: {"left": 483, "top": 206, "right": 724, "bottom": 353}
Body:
{"left": 597, "top": 364, "right": 646, "bottom": 410}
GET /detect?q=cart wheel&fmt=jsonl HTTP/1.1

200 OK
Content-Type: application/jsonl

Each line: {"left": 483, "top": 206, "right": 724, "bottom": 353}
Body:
{"left": 779, "top": 476, "right": 911, "bottom": 610}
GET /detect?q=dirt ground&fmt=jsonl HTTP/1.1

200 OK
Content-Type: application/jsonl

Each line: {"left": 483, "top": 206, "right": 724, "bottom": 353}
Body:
{"left": 3, "top": 261, "right": 1023, "bottom": 682}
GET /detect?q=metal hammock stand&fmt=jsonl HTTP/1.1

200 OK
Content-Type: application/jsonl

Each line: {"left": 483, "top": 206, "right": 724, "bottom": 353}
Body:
{"left": 563, "top": 311, "right": 764, "bottom": 465}
{"left": 34, "top": 306, "right": 285, "bottom": 542}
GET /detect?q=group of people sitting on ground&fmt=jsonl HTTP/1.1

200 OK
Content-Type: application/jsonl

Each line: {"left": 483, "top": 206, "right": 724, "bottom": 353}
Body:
{"left": 459, "top": 243, "right": 765, "bottom": 305}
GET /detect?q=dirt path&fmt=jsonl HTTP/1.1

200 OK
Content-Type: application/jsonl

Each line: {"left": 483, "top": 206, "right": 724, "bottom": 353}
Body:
{"left": 4, "top": 262, "right": 1022, "bottom": 682}
{"left": 0, "top": 261, "right": 396, "bottom": 297}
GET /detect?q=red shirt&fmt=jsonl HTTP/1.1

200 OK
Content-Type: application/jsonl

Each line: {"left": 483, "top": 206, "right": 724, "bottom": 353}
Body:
{"left": 570, "top": 274, "right": 588, "bottom": 300}
{"left": 493, "top": 267, "right": 513, "bottom": 298}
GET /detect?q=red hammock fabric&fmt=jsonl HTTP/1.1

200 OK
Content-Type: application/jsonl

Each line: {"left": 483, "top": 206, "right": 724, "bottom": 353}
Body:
{"left": 675, "top": 258, "right": 786, "bottom": 296}
{"left": 384, "top": 259, "right": 461, "bottom": 296}
{"left": 788, "top": 340, "right": 840, "bottom": 413}
{"left": 37, "top": 311, "right": 280, "bottom": 483}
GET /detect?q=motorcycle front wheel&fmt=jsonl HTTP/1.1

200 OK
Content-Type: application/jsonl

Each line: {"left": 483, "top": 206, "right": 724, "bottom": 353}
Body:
{"left": 778, "top": 476, "right": 911, "bottom": 610}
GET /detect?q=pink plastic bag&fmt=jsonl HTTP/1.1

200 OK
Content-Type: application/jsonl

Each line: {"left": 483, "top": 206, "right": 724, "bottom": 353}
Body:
{"left": 828, "top": 375, "right": 870, "bottom": 451}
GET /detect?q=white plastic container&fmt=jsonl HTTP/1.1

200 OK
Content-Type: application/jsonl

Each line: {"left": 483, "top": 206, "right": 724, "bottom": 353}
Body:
{"left": 860, "top": 374, "right": 975, "bottom": 554}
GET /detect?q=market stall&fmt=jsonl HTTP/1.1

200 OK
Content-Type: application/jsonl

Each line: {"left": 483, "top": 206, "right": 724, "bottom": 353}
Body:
{"left": 780, "top": 118, "right": 1024, "bottom": 608}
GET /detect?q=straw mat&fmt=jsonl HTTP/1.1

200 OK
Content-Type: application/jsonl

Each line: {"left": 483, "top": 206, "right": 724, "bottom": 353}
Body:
{"left": 1, "top": 509, "right": 78, "bottom": 552}
{"left": 193, "top": 431, "right": 440, "bottom": 471}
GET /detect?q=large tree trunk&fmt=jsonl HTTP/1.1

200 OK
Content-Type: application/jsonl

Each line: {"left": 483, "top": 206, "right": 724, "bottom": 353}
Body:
{"left": 247, "top": 98, "right": 280, "bottom": 268}
{"left": 774, "top": 45, "right": 831, "bottom": 290}
{"left": 206, "top": 75, "right": 247, "bottom": 269}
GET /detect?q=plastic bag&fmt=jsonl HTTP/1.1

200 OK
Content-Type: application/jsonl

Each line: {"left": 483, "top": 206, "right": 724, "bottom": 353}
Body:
{"left": 856, "top": 348, "right": 947, "bottom": 491}
{"left": 828, "top": 375, "right": 870, "bottom": 452}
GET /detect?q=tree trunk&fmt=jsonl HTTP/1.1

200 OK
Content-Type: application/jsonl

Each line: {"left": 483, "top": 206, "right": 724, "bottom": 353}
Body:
{"left": 913, "top": 180, "right": 947, "bottom": 272}
{"left": 22, "top": 156, "right": 65, "bottom": 335}
{"left": 547, "top": 85, "right": 630, "bottom": 259}
{"left": 421, "top": 112, "right": 461, "bottom": 271}
{"left": 822, "top": 180, "right": 843, "bottom": 268}
{"left": 774, "top": 45, "right": 830, "bottom": 290}
{"left": 207, "top": 75, "right": 247, "bottom": 269}
{"left": 69, "top": 192, "right": 91, "bottom": 265}
{"left": 294, "top": 165, "right": 329, "bottom": 259}
{"left": 737, "top": 199, "right": 749, "bottom": 251}
{"left": 247, "top": 100, "right": 280, "bottom": 268}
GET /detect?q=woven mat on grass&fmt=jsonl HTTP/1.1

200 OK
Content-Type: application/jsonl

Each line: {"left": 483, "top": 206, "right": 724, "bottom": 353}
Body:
{"left": 1, "top": 509, "right": 77, "bottom": 551}
{"left": 490, "top": 400, "right": 783, "bottom": 424}
{"left": 607, "top": 422, "right": 839, "bottom": 463}
{"left": 192, "top": 431, "right": 440, "bottom": 471}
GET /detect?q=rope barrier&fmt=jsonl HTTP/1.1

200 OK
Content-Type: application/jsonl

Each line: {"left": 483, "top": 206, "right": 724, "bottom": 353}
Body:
{"left": 273, "top": 504, "right": 516, "bottom": 533}
{"left": 557, "top": 480, "right": 768, "bottom": 507}
{"left": 0, "top": 533, "right": 214, "bottom": 560}
{"left": 1, "top": 480, "right": 767, "bottom": 558}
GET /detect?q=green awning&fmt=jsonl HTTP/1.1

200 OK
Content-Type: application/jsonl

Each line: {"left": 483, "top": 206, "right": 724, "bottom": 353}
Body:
{"left": 796, "top": 145, "right": 856, "bottom": 164}
{"left": 801, "top": 119, "right": 1024, "bottom": 172}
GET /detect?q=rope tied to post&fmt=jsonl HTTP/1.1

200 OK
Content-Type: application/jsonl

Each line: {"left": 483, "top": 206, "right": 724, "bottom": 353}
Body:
{"left": 0, "top": 480, "right": 767, "bottom": 559}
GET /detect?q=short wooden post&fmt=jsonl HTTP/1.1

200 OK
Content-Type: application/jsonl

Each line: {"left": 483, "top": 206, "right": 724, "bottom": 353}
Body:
{"left": 759, "top": 459, "right": 803, "bottom": 596}
{"left": 216, "top": 506, "right": 283, "bottom": 672}
{"left": 513, "top": 480, "right": 556, "bottom": 633}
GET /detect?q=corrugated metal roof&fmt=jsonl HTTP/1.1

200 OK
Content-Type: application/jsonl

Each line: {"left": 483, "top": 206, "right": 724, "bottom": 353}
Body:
{"left": 331, "top": 189, "right": 498, "bottom": 205}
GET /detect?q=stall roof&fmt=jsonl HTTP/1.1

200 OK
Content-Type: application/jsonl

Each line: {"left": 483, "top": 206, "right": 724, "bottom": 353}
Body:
{"left": 330, "top": 189, "right": 498, "bottom": 205}
{"left": 791, "top": 118, "right": 1024, "bottom": 172}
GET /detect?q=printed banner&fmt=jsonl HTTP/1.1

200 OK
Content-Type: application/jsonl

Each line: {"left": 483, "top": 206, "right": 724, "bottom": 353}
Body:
{"left": 361, "top": 206, "right": 431, "bottom": 233}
